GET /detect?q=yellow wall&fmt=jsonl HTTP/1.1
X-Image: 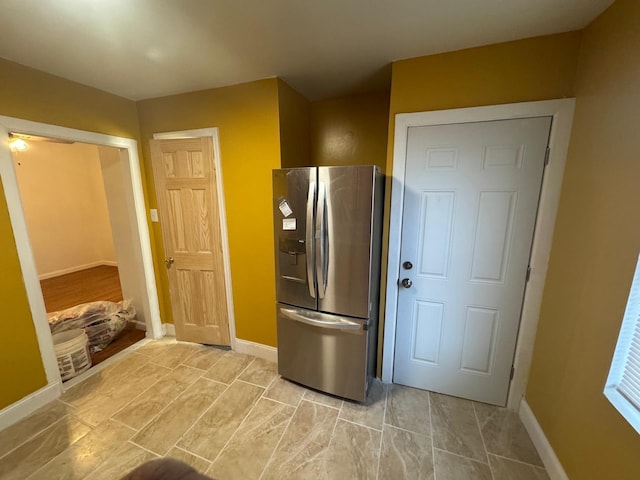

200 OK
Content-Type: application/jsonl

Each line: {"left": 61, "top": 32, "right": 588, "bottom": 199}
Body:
{"left": 379, "top": 32, "right": 583, "bottom": 372}
{"left": 526, "top": 1, "right": 640, "bottom": 478}
{"left": 0, "top": 180, "right": 47, "bottom": 408}
{"left": 136, "top": 79, "right": 282, "bottom": 346}
{"left": 278, "top": 79, "right": 311, "bottom": 168}
{"left": 0, "top": 59, "right": 143, "bottom": 409}
{"left": 309, "top": 91, "right": 389, "bottom": 170}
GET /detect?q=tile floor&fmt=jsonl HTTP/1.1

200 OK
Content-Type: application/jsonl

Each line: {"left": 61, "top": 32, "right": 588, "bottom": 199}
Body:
{"left": 0, "top": 339, "right": 548, "bottom": 479}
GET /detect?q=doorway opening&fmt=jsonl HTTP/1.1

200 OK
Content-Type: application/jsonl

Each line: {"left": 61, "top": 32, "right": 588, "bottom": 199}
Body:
{"left": 11, "top": 135, "right": 146, "bottom": 369}
{"left": 0, "top": 116, "right": 162, "bottom": 394}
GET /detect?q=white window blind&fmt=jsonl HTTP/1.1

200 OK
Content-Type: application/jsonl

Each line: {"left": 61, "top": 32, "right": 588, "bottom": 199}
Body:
{"left": 605, "top": 253, "right": 640, "bottom": 435}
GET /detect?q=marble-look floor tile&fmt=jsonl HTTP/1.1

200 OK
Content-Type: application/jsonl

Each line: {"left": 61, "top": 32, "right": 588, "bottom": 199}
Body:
{"left": 262, "top": 400, "right": 339, "bottom": 480}
{"left": 489, "top": 454, "right": 550, "bottom": 480}
{"left": 474, "top": 402, "right": 543, "bottom": 466}
{"left": 303, "top": 387, "right": 343, "bottom": 409}
{"left": 28, "top": 420, "right": 135, "bottom": 479}
{"left": 180, "top": 345, "right": 227, "bottom": 370}
{"left": 386, "top": 384, "right": 430, "bottom": 436}
{"left": 203, "top": 351, "right": 254, "bottom": 384}
{"left": 178, "top": 380, "right": 264, "bottom": 460}
{"left": 0, "top": 416, "right": 91, "bottom": 480}
{"left": 0, "top": 401, "right": 72, "bottom": 459}
{"left": 113, "top": 364, "right": 203, "bottom": 430}
{"left": 434, "top": 449, "right": 492, "bottom": 480}
{"left": 320, "top": 419, "right": 381, "bottom": 479}
{"left": 132, "top": 377, "right": 226, "bottom": 455}
{"left": 378, "top": 424, "right": 434, "bottom": 480}
{"left": 430, "top": 392, "right": 486, "bottom": 462}
{"left": 150, "top": 342, "right": 202, "bottom": 369}
{"left": 167, "top": 447, "right": 212, "bottom": 474}
{"left": 208, "top": 398, "right": 294, "bottom": 480}
{"left": 134, "top": 338, "right": 176, "bottom": 357}
{"left": 238, "top": 357, "right": 278, "bottom": 387}
{"left": 340, "top": 379, "right": 386, "bottom": 430}
{"left": 74, "top": 361, "right": 171, "bottom": 426}
{"left": 85, "top": 442, "right": 157, "bottom": 480}
{"left": 60, "top": 353, "right": 151, "bottom": 407}
{"left": 263, "top": 377, "right": 306, "bottom": 406}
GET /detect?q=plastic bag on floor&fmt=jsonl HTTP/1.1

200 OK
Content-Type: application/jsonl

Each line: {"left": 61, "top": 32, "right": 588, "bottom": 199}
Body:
{"left": 47, "top": 300, "right": 136, "bottom": 353}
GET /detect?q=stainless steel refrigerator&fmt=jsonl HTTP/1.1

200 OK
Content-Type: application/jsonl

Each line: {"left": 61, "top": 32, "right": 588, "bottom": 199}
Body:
{"left": 273, "top": 166, "right": 384, "bottom": 401}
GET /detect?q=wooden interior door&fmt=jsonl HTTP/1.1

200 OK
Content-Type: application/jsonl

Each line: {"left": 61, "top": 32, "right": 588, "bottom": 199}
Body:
{"left": 150, "top": 137, "right": 230, "bottom": 345}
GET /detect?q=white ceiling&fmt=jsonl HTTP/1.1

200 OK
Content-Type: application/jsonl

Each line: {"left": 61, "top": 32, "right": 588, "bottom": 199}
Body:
{"left": 0, "top": 0, "right": 614, "bottom": 101}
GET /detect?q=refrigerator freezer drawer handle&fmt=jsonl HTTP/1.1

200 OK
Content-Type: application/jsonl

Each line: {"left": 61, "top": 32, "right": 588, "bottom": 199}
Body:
{"left": 306, "top": 181, "right": 316, "bottom": 298}
{"left": 280, "top": 308, "right": 361, "bottom": 330}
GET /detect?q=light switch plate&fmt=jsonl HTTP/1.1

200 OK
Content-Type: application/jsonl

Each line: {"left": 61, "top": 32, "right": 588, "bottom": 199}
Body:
{"left": 150, "top": 209, "right": 159, "bottom": 222}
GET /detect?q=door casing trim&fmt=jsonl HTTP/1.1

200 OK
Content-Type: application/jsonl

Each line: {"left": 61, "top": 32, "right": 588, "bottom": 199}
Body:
{"left": 382, "top": 99, "right": 576, "bottom": 410}
{"left": 0, "top": 115, "right": 164, "bottom": 393}
{"left": 153, "top": 128, "right": 236, "bottom": 350}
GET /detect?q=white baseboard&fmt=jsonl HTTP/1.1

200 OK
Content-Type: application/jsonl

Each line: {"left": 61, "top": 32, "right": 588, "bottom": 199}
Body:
{"left": 163, "top": 323, "right": 176, "bottom": 336}
{"left": 519, "top": 399, "right": 569, "bottom": 480}
{"left": 234, "top": 338, "right": 278, "bottom": 363}
{"left": 0, "top": 382, "right": 61, "bottom": 432}
{"left": 38, "top": 261, "right": 118, "bottom": 280}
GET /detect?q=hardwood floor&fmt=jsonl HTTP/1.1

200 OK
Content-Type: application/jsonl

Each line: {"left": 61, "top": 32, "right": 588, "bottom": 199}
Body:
{"left": 40, "top": 265, "right": 124, "bottom": 312}
{"left": 40, "top": 265, "right": 146, "bottom": 367}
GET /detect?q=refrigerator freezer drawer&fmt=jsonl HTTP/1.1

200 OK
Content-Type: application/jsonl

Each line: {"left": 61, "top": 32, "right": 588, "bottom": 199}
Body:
{"left": 276, "top": 304, "right": 369, "bottom": 402}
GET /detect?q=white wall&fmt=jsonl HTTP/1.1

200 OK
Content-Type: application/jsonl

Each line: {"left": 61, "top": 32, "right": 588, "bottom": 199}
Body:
{"left": 98, "top": 146, "right": 148, "bottom": 327}
{"left": 13, "top": 141, "right": 116, "bottom": 278}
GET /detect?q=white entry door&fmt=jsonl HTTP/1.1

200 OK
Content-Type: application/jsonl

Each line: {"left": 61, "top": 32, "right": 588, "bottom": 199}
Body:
{"left": 393, "top": 117, "right": 551, "bottom": 405}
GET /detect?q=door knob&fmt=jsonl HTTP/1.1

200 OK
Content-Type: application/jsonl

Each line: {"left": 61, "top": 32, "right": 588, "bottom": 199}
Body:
{"left": 164, "top": 257, "right": 174, "bottom": 268}
{"left": 400, "top": 278, "right": 412, "bottom": 288}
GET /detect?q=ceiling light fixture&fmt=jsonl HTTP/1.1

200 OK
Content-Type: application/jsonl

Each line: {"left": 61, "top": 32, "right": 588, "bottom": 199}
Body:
{"left": 9, "top": 137, "right": 28, "bottom": 152}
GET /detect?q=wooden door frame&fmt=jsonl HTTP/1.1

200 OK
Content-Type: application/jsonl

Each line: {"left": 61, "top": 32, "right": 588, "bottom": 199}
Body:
{"left": 152, "top": 128, "right": 236, "bottom": 350}
{"left": 0, "top": 115, "right": 163, "bottom": 402}
{"left": 382, "top": 99, "right": 576, "bottom": 410}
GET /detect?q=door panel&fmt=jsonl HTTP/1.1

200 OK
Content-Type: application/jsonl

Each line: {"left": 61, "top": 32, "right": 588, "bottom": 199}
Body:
{"left": 273, "top": 168, "right": 317, "bottom": 310}
{"left": 318, "top": 166, "right": 375, "bottom": 319}
{"left": 393, "top": 117, "right": 551, "bottom": 405}
{"left": 150, "top": 138, "right": 230, "bottom": 345}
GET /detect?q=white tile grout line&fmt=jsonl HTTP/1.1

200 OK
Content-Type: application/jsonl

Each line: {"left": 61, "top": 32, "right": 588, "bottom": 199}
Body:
{"left": 206, "top": 381, "right": 271, "bottom": 470}
{"left": 128, "top": 439, "right": 162, "bottom": 458}
{"left": 433, "top": 447, "right": 495, "bottom": 465}
{"left": 158, "top": 380, "right": 234, "bottom": 457}
{"left": 374, "top": 383, "right": 388, "bottom": 480}
{"left": 23, "top": 415, "right": 94, "bottom": 480}
{"left": 156, "top": 358, "right": 259, "bottom": 460}
{"left": 488, "top": 452, "right": 547, "bottom": 469}
{"left": 430, "top": 389, "right": 438, "bottom": 480}
{"left": 0, "top": 408, "right": 72, "bottom": 462}
{"left": 472, "top": 401, "right": 495, "bottom": 480}
{"left": 258, "top": 397, "right": 298, "bottom": 480}
{"left": 107, "top": 364, "right": 205, "bottom": 426}
{"left": 172, "top": 445, "right": 213, "bottom": 468}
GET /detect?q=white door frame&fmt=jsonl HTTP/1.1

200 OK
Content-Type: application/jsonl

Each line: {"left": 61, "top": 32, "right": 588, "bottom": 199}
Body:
{"left": 152, "top": 128, "right": 237, "bottom": 350}
{"left": 382, "top": 99, "right": 576, "bottom": 410}
{"left": 0, "top": 116, "right": 163, "bottom": 391}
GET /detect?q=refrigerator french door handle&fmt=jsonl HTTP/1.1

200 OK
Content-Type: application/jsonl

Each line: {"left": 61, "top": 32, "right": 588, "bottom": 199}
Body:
{"left": 280, "top": 308, "right": 361, "bottom": 330}
{"left": 306, "top": 181, "right": 316, "bottom": 298}
{"left": 316, "top": 182, "right": 327, "bottom": 298}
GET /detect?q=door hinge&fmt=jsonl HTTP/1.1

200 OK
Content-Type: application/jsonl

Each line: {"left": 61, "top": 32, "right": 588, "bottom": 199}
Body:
{"left": 544, "top": 146, "right": 551, "bottom": 166}
{"left": 526, "top": 266, "right": 532, "bottom": 282}
{"left": 510, "top": 365, "right": 515, "bottom": 380}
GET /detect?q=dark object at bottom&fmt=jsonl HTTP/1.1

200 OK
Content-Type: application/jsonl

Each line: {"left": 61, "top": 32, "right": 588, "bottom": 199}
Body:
{"left": 120, "top": 458, "right": 213, "bottom": 480}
